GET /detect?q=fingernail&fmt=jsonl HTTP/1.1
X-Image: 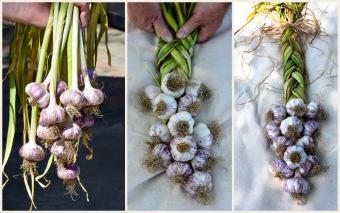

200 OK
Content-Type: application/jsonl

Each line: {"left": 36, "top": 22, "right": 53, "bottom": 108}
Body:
{"left": 177, "top": 30, "right": 186, "bottom": 38}
{"left": 164, "top": 34, "right": 173, "bottom": 42}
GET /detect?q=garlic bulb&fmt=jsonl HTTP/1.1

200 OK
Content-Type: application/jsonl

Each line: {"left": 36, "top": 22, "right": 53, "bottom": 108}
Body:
{"left": 151, "top": 144, "right": 173, "bottom": 167}
{"left": 298, "top": 155, "right": 317, "bottom": 176}
{"left": 149, "top": 123, "right": 172, "bottom": 143}
{"left": 137, "top": 85, "right": 160, "bottom": 112}
{"left": 161, "top": 72, "right": 185, "bottom": 98}
{"left": 286, "top": 98, "right": 307, "bottom": 117}
{"left": 19, "top": 140, "right": 45, "bottom": 162}
{"left": 170, "top": 136, "right": 197, "bottom": 162}
{"left": 280, "top": 116, "right": 303, "bottom": 141}
{"left": 56, "top": 80, "right": 68, "bottom": 96}
{"left": 166, "top": 162, "right": 193, "bottom": 183}
{"left": 61, "top": 122, "right": 82, "bottom": 141}
{"left": 283, "top": 145, "right": 307, "bottom": 169}
{"left": 191, "top": 149, "right": 216, "bottom": 171}
{"left": 83, "top": 85, "right": 105, "bottom": 106}
{"left": 25, "top": 82, "right": 50, "bottom": 108}
{"left": 283, "top": 177, "right": 310, "bottom": 195}
{"left": 60, "top": 88, "right": 85, "bottom": 110}
{"left": 193, "top": 123, "right": 213, "bottom": 149}
{"left": 50, "top": 141, "right": 65, "bottom": 158}
{"left": 153, "top": 93, "right": 177, "bottom": 120}
{"left": 39, "top": 104, "right": 66, "bottom": 126}
{"left": 184, "top": 171, "right": 212, "bottom": 203}
{"left": 186, "top": 80, "right": 211, "bottom": 101}
{"left": 296, "top": 136, "right": 315, "bottom": 155}
{"left": 37, "top": 125, "right": 59, "bottom": 140}
{"left": 266, "top": 123, "right": 281, "bottom": 141}
{"left": 303, "top": 120, "right": 319, "bottom": 136}
{"left": 266, "top": 104, "right": 286, "bottom": 124}
{"left": 269, "top": 158, "right": 294, "bottom": 178}
{"left": 57, "top": 163, "right": 80, "bottom": 180}
{"left": 306, "top": 102, "right": 319, "bottom": 119}
{"left": 178, "top": 94, "right": 201, "bottom": 116}
{"left": 168, "top": 111, "right": 194, "bottom": 137}
{"left": 272, "top": 136, "right": 292, "bottom": 157}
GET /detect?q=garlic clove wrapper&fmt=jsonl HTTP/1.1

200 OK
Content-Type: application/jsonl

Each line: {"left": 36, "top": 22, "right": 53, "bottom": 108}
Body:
{"left": 184, "top": 171, "right": 212, "bottom": 203}
{"left": 269, "top": 158, "right": 294, "bottom": 178}
{"left": 186, "top": 80, "right": 211, "bottom": 101}
{"left": 153, "top": 93, "right": 177, "bottom": 120}
{"left": 280, "top": 116, "right": 303, "bottom": 141}
{"left": 19, "top": 141, "right": 45, "bottom": 162}
{"left": 283, "top": 145, "right": 307, "bottom": 169}
{"left": 272, "top": 136, "right": 293, "bottom": 157}
{"left": 193, "top": 123, "right": 213, "bottom": 149}
{"left": 39, "top": 104, "right": 66, "bottom": 126}
{"left": 60, "top": 88, "right": 86, "bottom": 110}
{"left": 25, "top": 82, "right": 50, "bottom": 108}
{"left": 178, "top": 94, "right": 201, "bottom": 116}
{"left": 37, "top": 124, "right": 60, "bottom": 140}
{"left": 303, "top": 120, "right": 319, "bottom": 136}
{"left": 266, "top": 104, "right": 286, "bottom": 124}
{"left": 149, "top": 122, "right": 172, "bottom": 143}
{"left": 168, "top": 111, "right": 194, "bottom": 138}
{"left": 161, "top": 72, "right": 185, "bottom": 98}
{"left": 57, "top": 163, "right": 80, "bottom": 180}
{"left": 286, "top": 98, "right": 307, "bottom": 117}
{"left": 61, "top": 122, "right": 82, "bottom": 140}
{"left": 166, "top": 162, "right": 193, "bottom": 183}
{"left": 170, "top": 136, "right": 197, "bottom": 162}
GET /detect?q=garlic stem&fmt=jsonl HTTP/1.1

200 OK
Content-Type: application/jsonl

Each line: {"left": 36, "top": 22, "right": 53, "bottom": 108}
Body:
{"left": 71, "top": 6, "right": 79, "bottom": 90}
{"left": 79, "top": 26, "right": 92, "bottom": 88}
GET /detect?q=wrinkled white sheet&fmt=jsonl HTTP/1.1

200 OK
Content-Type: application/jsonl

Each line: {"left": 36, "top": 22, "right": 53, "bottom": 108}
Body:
{"left": 127, "top": 7, "right": 232, "bottom": 210}
{"left": 234, "top": 2, "right": 338, "bottom": 210}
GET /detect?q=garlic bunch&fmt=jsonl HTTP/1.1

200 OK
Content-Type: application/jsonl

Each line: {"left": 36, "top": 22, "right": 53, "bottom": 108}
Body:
{"left": 153, "top": 93, "right": 177, "bottom": 120}
{"left": 170, "top": 136, "right": 197, "bottom": 162}
{"left": 168, "top": 111, "right": 194, "bottom": 137}
{"left": 161, "top": 72, "right": 185, "bottom": 98}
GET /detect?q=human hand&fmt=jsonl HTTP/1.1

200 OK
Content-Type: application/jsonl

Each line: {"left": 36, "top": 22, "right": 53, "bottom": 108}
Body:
{"left": 177, "top": 3, "right": 228, "bottom": 43}
{"left": 3, "top": 3, "right": 89, "bottom": 28}
{"left": 128, "top": 3, "right": 173, "bottom": 42}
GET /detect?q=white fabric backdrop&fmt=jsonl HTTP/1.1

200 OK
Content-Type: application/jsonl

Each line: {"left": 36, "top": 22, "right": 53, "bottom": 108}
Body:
{"left": 234, "top": 2, "right": 338, "bottom": 210}
{"left": 127, "top": 7, "right": 232, "bottom": 210}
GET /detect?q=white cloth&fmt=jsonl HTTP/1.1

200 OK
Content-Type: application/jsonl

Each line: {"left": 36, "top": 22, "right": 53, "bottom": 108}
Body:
{"left": 234, "top": 2, "right": 338, "bottom": 210}
{"left": 127, "top": 8, "right": 232, "bottom": 210}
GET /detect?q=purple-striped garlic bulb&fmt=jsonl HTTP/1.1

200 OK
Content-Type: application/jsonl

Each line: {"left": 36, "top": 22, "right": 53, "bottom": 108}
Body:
{"left": 166, "top": 162, "right": 193, "bottom": 184}
{"left": 283, "top": 145, "right": 307, "bottom": 169}
{"left": 306, "top": 102, "right": 319, "bottom": 119}
{"left": 153, "top": 93, "right": 177, "bottom": 120}
{"left": 303, "top": 120, "right": 319, "bottom": 136}
{"left": 57, "top": 163, "right": 80, "bottom": 180}
{"left": 168, "top": 111, "right": 194, "bottom": 138}
{"left": 37, "top": 124, "right": 60, "bottom": 141}
{"left": 296, "top": 136, "right": 316, "bottom": 155}
{"left": 266, "top": 104, "right": 286, "bottom": 124}
{"left": 137, "top": 85, "right": 161, "bottom": 112}
{"left": 39, "top": 103, "right": 66, "bottom": 126}
{"left": 19, "top": 140, "right": 45, "bottom": 162}
{"left": 83, "top": 82, "right": 105, "bottom": 106}
{"left": 170, "top": 136, "right": 197, "bottom": 162}
{"left": 74, "top": 114, "right": 95, "bottom": 128}
{"left": 56, "top": 80, "right": 68, "bottom": 96}
{"left": 269, "top": 158, "right": 294, "bottom": 178}
{"left": 61, "top": 122, "right": 82, "bottom": 141}
{"left": 149, "top": 122, "right": 172, "bottom": 143}
{"left": 60, "top": 88, "right": 86, "bottom": 111}
{"left": 50, "top": 141, "right": 66, "bottom": 158}
{"left": 286, "top": 98, "right": 307, "bottom": 117}
{"left": 191, "top": 149, "right": 217, "bottom": 171}
{"left": 272, "top": 136, "right": 293, "bottom": 157}
{"left": 193, "top": 123, "right": 213, "bottom": 149}
{"left": 184, "top": 171, "right": 212, "bottom": 204}
{"left": 186, "top": 80, "right": 211, "bottom": 101}
{"left": 266, "top": 123, "right": 281, "bottom": 141}
{"left": 280, "top": 116, "right": 303, "bottom": 142}
{"left": 143, "top": 144, "right": 173, "bottom": 171}
{"left": 25, "top": 82, "right": 50, "bottom": 108}
{"left": 178, "top": 94, "right": 201, "bottom": 116}
{"left": 283, "top": 177, "right": 310, "bottom": 205}
{"left": 161, "top": 72, "right": 185, "bottom": 98}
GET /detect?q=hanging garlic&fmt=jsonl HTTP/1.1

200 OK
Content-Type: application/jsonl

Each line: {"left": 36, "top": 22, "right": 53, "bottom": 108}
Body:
{"left": 61, "top": 121, "right": 82, "bottom": 140}
{"left": 74, "top": 114, "right": 95, "bottom": 128}
{"left": 178, "top": 94, "right": 201, "bottom": 116}
{"left": 60, "top": 88, "right": 86, "bottom": 110}
{"left": 186, "top": 80, "right": 211, "bottom": 101}
{"left": 149, "top": 122, "right": 172, "bottom": 143}
{"left": 280, "top": 116, "right": 303, "bottom": 142}
{"left": 303, "top": 120, "right": 319, "bottom": 136}
{"left": 296, "top": 136, "right": 316, "bottom": 155}
{"left": 153, "top": 93, "right": 177, "bottom": 120}
{"left": 170, "top": 136, "right": 197, "bottom": 162}
{"left": 266, "top": 104, "right": 286, "bottom": 124}
{"left": 39, "top": 103, "right": 66, "bottom": 126}
{"left": 161, "top": 72, "right": 185, "bottom": 98}
{"left": 266, "top": 123, "right": 281, "bottom": 141}
{"left": 137, "top": 85, "right": 161, "bottom": 112}
{"left": 283, "top": 145, "right": 307, "bottom": 169}
{"left": 166, "top": 162, "right": 193, "bottom": 184}
{"left": 269, "top": 158, "right": 294, "bottom": 178}
{"left": 83, "top": 78, "right": 105, "bottom": 106}
{"left": 283, "top": 177, "right": 310, "bottom": 204}
{"left": 193, "top": 123, "right": 213, "bottom": 149}
{"left": 46, "top": 80, "right": 68, "bottom": 96}
{"left": 286, "top": 98, "right": 307, "bottom": 117}
{"left": 143, "top": 144, "right": 173, "bottom": 171}
{"left": 272, "top": 136, "right": 293, "bottom": 157}
{"left": 19, "top": 140, "right": 45, "bottom": 162}
{"left": 25, "top": 82, "right": 50, "bottom": 108}
{"left": 184, "top": 171, "right": 212, "bottom": 204}
{"left": 37, "top": 124, "right": 60, "bottom": 140}
{"left": 168, "top": 111, "right": 194, "bottom": 138}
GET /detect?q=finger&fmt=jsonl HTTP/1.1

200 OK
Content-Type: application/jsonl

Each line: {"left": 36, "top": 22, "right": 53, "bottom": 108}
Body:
{"left": 153, "top": 17, "right": 173, "bottom": 42}
{"left": 176, "top": 16, "right": 200, "bottom": 39}
{"left": 75, "top": 3, "right": 89, "bottom": 28}
{"left": 197, "top": 25, "right": 216, "bottom": 43}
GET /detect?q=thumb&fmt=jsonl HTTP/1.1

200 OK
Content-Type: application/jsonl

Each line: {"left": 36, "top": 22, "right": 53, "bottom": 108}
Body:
{"left": 153, "top": 17, "right": 173, "bottom": 42}
{"left": 176, "top": 16, "right": 200, "bottom": 39}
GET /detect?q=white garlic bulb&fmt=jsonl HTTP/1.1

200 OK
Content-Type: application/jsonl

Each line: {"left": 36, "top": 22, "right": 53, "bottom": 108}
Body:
{"left": 191, "top": 149, "right": 211, "bottom": 171}
{"left": 286, "top": 98, "right": 307, "bottom": 117}
{"left": 166, "top": 162, "right": 193, "bottom": 183}
{"left": 149, "top": 122, "right": 172, "bottom": 143}
{"left": 296, "top": 136, "right": 316, "bottom": 155}
{"left": 280, "top": 116, "right": 303, "bottom": 141}
{"left": 283, "top": 145, "right": 307, "bottom": 169}
{"left": 178, "top": 94, "right": 201, "bottom": 116}
{"left": 303, "top": 120, "right": 319, "bottom": 136}
{"left": 266, "top": 104, "right": 286, "bottom": 124}
{"left": 161, "top": 72, "right": 185, "bottom": 98}
{"left": 184, "top": 171, "right": 212, "bottom": 198}
{"left": 266, "top": 123, "right": 281, "bottom": 140}
{"left": 168, "top": 111, "right": 194, "bottom": 138}
{"left": 306, "top": 102, "right": 319, "bottom": 119}
{"left": 186, "top": 80, "right": 211, "bottom": 101}
{"left": 170, "top": 136, "right": 197, "bottom": 162}
{"left": 153, "top": 93, "right": 177, "bottom": 120}
{"left": 193, "top": 123, "right": 213, "bottom": 149}
{"left": 144, "top": 84, "right": 161, "bottom": 104}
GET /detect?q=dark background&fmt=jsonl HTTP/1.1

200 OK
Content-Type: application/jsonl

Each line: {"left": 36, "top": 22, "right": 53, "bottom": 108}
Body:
{"left": 2, "top": 3, "right": 125, "bottom": 211}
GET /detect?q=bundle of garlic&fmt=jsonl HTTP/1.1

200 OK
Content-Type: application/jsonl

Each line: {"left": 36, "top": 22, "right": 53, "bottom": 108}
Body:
{"left": 237, "top": 2, "right": 328, "bottom": 205}
{"left": 137, "top": 3, "right": 221, "bottom": 204}
{"left": 3, "top": 3, "right": 110, "bottom": 209}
